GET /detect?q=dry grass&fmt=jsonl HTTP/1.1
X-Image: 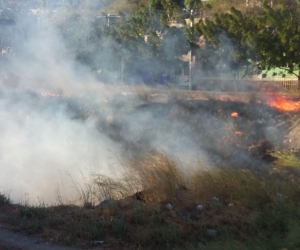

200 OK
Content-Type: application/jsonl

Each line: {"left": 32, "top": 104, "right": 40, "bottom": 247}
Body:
{"left": 122, "top": 152, "right": 186, "bottom": 203}
{"left": 64, "top": 152, "right": 187, "bottom": 206}
{"left": 1, "top": 151, "right": 300, "bottom": 249}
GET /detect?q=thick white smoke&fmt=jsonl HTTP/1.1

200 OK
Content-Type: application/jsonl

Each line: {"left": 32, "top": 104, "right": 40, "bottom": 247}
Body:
{"left": 0, "top": 89, "right": 124, "bottom": 204}
{"left": 0, "top": 6, "right": 125, "bottom": 204}
{"left": 0, "top": 2, "right": 251, "bottom": 205}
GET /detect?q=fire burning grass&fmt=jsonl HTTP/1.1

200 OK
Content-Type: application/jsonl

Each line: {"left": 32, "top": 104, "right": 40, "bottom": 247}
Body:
{"left": 135, "top": 86, "right": 300, "bottom": 113}
{"left": 1, "top": 88, "right": 300, "bottom": 249}
{"left": 1, "top": 152, "right": 300, "bottom": 250}
{"left": 265, "top": 93, "right": 300, "bottom": 112}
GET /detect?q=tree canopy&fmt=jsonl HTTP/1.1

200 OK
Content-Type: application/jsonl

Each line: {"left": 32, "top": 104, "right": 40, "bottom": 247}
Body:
{"left": 255, "top": 0, "right": 300, "bottom": 79}
{"left": 3, "top": 0, "right": 300, "bottom": 86}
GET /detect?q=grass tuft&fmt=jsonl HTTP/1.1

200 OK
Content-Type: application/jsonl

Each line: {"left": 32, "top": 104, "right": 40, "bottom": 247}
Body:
{"left": 122, "top": 152, "right": 186, "bottom": 203}
{"left": 269, "top": 150, "right": 300, "bottom": 169}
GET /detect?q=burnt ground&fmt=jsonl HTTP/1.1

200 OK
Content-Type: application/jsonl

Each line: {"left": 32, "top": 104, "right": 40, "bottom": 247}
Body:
{"left": 88, "top": 98, "right": 292, "bottom": 167}
{"left": 2, "top": 89, "right": 294, "bottom": 166}
{"left": 31, "top": 92, "right": 294, "bottom": 167}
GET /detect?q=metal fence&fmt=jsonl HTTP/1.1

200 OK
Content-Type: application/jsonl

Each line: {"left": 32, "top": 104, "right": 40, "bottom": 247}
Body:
{"left": 247, "top": 78, "right": 299, "bottom": 91}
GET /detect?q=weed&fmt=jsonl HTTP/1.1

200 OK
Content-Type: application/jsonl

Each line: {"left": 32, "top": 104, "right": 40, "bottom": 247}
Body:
{"left": 101, "top": 199, "right": 119, "bottom": 215}
{"left": 18, "top": 205, "right": 47, "bottom": 220}
{"left": 269, "top": 150, "right": 300, "bottom": 169}
{"left": 0, "top": 192, "right": 11, "bottom": 205}
{"left": 255, "top": 207, "right": 289, "bottom": 235}
{"left": 110, "top": 217, "right": 129, "bottom": 238}
{"left": 190, "top": 167, "right": 293, "bottom": 209}
{"left": 151, "top": 223, "right": 185, "bottom": 246}
{"left": 129, "top": 228, "right": 152, "bottom": 246}
{"left": 285, "top": 222, "right": 300, "bottom": 248}
{"left": 71, "top": 216, "right": 106, "bottom": 241}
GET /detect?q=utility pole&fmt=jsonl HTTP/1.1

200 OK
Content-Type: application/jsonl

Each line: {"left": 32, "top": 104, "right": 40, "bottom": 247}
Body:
{"left": 189, "top": 9, "right": 194, "bottom": 91}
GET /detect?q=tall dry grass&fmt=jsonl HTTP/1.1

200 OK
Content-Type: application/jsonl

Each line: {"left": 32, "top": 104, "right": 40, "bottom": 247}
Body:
{"left": 71, "top": 150, "right": 300, "bottom": 208}
{"left": 67, "top": 152, "right": 187, "bottom": 206}
{"left": 122, "top": 152, "right": 186, "bottom": 203}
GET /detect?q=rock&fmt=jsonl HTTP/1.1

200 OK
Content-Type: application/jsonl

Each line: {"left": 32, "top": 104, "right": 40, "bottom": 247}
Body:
{"left": 166, "top": 203, "right": 174, "bottom": 210}
{"left": 212, "top": 197, "right": 220, "bottom": 202}
{"left": 197, "top": 204, "right": 204, "bottom": 211}
{"left": 206, "top": 229, "right": 217, "bottom": 236}
{"left": 91, "top": 240, "right": 104, "bottom": 245}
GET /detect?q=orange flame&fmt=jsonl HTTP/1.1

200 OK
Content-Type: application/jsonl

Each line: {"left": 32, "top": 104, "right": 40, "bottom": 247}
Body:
{"left": 235, "top": 131, "right": 243, "bottom": 135}
{"left": 266, "top": 93, "right": 300, "bottom": 112}
{"left": 231, "top": 112, "right": 238, "bottom": 118}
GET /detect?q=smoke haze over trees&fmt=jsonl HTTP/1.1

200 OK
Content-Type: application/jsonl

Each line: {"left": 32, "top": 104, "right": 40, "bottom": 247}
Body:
{"left": 2, "top": 0, "right": 300, "bottom": 86}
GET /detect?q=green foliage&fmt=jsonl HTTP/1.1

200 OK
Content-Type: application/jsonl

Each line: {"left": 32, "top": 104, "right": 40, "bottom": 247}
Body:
{"left": 256, "top": 0, "right": 300, "bottom": 77}
{"left": 42, "top": 0, "right": 300, "bottom": 84}
{"left": 184, "top": 0, "right": 202, "bottom": 10}
{"left": 269, "top": 150, "right": 300, "bottom": 169}
{"left": 196, "top": 7, "right": 258, "bottom": 80}
{"left": 4, "top": 0, "right": 300, "bottom": 85}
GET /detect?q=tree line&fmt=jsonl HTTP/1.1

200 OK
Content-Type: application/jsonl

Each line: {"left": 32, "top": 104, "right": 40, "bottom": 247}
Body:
{"left": 84, "top": 0, "right": 300, "bottom": 86}
{"left": 2, "top": 0, "right": 300, "bottom": 87}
